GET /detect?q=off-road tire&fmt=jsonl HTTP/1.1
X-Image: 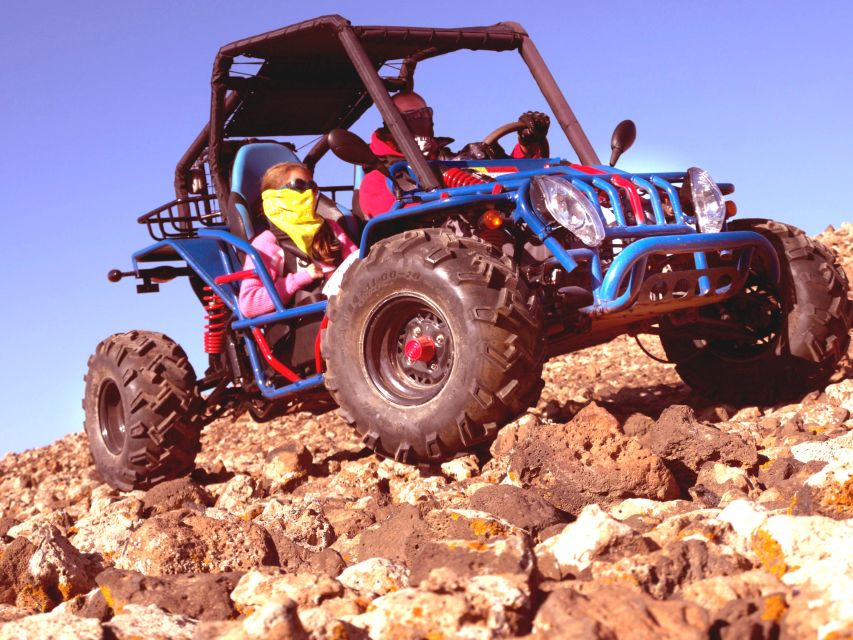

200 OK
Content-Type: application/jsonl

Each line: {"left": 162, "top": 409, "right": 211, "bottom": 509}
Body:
{"left": 83, "top": 330, "right": 202, "bottom": 490}
{"left": 660, "top": 219, "right": 851, "bottom": 405}
{"left": 322, "top": 229, "right": 544, "bottom": 464}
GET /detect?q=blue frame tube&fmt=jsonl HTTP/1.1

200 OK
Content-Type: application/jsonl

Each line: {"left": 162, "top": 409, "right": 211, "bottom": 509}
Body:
{"left": 582, "top": 231, "right": 779, "bottom": 315}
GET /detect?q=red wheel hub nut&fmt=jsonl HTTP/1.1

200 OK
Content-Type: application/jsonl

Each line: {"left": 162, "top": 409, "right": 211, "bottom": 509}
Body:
{"left": 404, "top": 336, "right": 436, "bottom": 362}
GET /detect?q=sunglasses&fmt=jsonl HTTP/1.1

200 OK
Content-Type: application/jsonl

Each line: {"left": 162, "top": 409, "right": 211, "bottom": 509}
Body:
{"left": 401, "top": 107, "right": 433, "bottom": 122}
{"left": 279, "top": 178, "right": 318, "bottom": 193}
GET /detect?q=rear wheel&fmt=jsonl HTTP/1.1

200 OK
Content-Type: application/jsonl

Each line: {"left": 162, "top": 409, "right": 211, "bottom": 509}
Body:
{"left": 83, "top": 330, "right": 202, "bottom": 490}
{"left": 660, "top": 219, "right": 851, "bottom": 405}
{"left": 323, "top": 230, "right": 544, "bottom": 464}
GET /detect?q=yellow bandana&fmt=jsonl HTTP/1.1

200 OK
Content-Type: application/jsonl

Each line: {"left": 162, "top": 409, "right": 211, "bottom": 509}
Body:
{"left": 261, "top": 188, "right": 323, "bottom": 256}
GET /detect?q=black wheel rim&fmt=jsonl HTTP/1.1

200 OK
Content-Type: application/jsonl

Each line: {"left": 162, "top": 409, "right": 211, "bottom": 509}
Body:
{"left": 706, "top": 272, "right": 784, "bottom": 361}
{"left": 363, "top": 294, "right": 454, "bottom": 406}
{"left": 98, "top": 380, "right": 127, "bottom": 455}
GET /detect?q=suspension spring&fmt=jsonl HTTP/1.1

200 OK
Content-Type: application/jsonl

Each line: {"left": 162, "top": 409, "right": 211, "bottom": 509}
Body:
{"left": 442, "top": 167, "right": 488, "bottom": 188}
{"left": 203, "top": 286, "right": 227, "bottom": 354}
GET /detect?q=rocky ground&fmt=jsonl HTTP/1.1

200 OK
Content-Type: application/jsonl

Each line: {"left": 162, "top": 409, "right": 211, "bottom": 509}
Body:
{"left": 2, "top": 224, "right": 853, "bottom": 639}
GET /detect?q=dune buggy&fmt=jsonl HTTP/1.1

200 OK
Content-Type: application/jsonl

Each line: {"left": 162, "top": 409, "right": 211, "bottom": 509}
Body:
{"left": 84, "top": 15, "right": 851, "bottom": 490}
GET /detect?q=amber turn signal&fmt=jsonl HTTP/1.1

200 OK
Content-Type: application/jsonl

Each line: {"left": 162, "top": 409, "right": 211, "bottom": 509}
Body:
{"left": 480, "top": 209, "right": 504, "bottom": 230}
{"left": 725, "top": 200, "right": 737, "bottom": 218}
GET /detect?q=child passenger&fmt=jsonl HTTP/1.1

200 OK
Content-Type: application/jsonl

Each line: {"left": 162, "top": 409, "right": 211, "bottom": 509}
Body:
{"left": 238, "top": 162, "right": 357, "bottom": 318}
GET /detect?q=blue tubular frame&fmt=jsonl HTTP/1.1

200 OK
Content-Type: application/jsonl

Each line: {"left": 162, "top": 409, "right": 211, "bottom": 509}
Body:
{"left": 129, "top": 160, "right": 780, "bottom": 400}
{"left": 133, "top": 229, "right": 327, "bottom": 399}
{"left": 360, "top": 162, "right": 780, "bottom": 320}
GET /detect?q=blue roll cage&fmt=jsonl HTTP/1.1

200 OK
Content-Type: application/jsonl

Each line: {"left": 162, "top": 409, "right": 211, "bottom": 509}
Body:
{"left": 132, "top": 157, "right": 779, "bottom": 400}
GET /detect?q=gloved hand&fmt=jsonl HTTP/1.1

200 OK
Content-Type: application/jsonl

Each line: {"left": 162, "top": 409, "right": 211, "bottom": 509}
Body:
{"left": 453, "top": 141, "right": 501, "bottom": 161}
{"left": 518, "top": 111, "right": 550, "bottom": 145}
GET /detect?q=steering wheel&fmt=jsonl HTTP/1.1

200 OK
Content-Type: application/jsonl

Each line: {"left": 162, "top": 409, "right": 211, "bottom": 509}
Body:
{"left": 483, "top": 121, "right": 526, "bottom": 146}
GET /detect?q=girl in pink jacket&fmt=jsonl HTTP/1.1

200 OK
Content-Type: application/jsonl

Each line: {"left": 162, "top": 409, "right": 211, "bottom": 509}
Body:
{"left": 238, "top": 162, "right": 357, "bottom": 318}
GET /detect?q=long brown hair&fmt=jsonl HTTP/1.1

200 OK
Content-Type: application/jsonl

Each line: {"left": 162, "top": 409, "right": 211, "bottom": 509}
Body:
{"left": 260, "top": 162, "right": 340, "bottom": 264}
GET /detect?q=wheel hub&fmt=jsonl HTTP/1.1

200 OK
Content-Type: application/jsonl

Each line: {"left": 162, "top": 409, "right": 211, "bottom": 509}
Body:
{"left": 363, "top": 295, "right": 455, "bottom": 405}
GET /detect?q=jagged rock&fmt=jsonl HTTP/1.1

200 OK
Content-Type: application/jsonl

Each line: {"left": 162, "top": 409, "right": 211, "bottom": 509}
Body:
{"left": 649, "top": 405, "right": 759, "bottom": 492}
{"left": 466, "top": 484, "right": 567, "bottom": 540}
{"left": 0, "top": 609, "right": 104, "bottom": 639}
{"left": 690, "top": 462, "right": 756, "bottom": 507}
{"left": 254, "top": 499, "right": 334, "bottom": 553}
{"left": 404, "top": 509, "right": 534, "bottom": 585}
{"left": 214, "top": 474, "right": 262, "bottom": 516}
{"left": 141, "top": 478, "right": 214, "bottom": 516}
{"left": 21, "top": 525, "right": 100, "bottom": 611}
{"left": 106, "top": 603, "right": 197, "bottom": 640}
{"left": 591, "top": 539, "right": 752, "bottom": 599}
{"left": 349, "top": 590, "right": 468, "bottom": 638}
{"left": 95, "top": 568, "right": 241, "bottom": 620}
{"left": 796, "top": 401, "right": 849, "bottom": 430}
{"left": 680, "top": 569, "right": 786, "bottom": 614}
{"left": 115, "top": 512, "right": 276, "bottom": 575}
{"left": 263, "top": 444, "right": 313, "bottom": 492}
{"left": 535, "top": 504, "right": 648, "bottom": 579}
{"left": 439, "top": 455, "right": 480, "bottom": 481}
{"left": 508, "top": 403, "right": 679, "bottom": 514}
{"left": 240, "top": 598, "right": 309, "bottom": 639}
{"left": 824, "top": 378, "right": 853, "bottom": 413}
{"left": 709, "top": 596, "right": 785, "bottom": 640}
{"left": 0, "top": 604, "right": 28, "bottom": 623}
{"left": 70, "top": 496, "right": 144, "bottom": 561}
{"left": 0, "top": 537, "right": 35, "bottom": 605}
{"left": 231, "top": 568, "right": 343, "bottom": 610}
{"left": 351, "top": 504, "right": 424, "bottom": 564}
{"left": 323, "top": 504, "right": 375, "bottom": 540}
{"left": 337, "top": 558, "right": 409, "bottom": 597}
{"left": 53, "top": 588, "right": 110, "bottom": 621}
{"left": 532, "top": 586, "right": 709, "bottom": 639}
{"left": 0, "top": 520, "right": 18, "bottom": 542}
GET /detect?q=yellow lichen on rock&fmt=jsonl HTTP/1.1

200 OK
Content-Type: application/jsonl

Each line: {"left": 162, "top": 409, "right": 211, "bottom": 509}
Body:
{"left": 752, "top": 529, "right": 787, "bottom": 579}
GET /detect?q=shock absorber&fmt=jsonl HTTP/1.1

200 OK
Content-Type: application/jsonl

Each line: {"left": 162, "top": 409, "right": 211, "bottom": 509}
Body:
{"left": 203, "top": 286, "right": 227, "bottom": 354}
{"left": 442, "top": 167, "right": 489, "bottom": 188}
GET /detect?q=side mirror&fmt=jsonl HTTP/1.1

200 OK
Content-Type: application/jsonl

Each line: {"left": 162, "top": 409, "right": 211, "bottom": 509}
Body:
{"left": 327, "top": 129, "right": 381, "bottom": 168}
{"left": 609, "top": 119, "right": 637, "bottom": 167}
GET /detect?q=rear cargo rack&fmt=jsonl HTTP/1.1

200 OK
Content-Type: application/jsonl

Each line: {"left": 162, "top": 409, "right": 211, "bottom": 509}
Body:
{"left": 138, "top": 194, "right": 223, "bottom": 240}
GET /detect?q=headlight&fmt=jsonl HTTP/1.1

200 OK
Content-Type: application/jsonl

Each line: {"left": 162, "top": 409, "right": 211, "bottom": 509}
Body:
{"left": 687, "top": 167, "right": 725, "bottom": 234}
{"left": 530, "top": 175, "right": 605, "bottom": 247}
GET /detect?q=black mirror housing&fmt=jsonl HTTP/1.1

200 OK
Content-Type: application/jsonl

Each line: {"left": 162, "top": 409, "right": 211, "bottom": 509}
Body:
{"left": 327, "top": 129, "right": 381, "bottom": 168}
{"left": 609, "top": 119, "right": 637, "bottom": 167}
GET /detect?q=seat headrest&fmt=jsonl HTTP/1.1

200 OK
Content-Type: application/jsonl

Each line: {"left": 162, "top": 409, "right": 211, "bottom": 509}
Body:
{"left": 230, "top": 142, "right": 301, "bottom": 240}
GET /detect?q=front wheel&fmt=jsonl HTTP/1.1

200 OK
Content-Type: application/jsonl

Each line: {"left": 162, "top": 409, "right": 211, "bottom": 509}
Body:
{"left": 322, "top": 230, "right": 544, "bottom": 464}
{"left": 660, "top": 219, "right": 851, "bottom": 405}
{"left": 83, "top": 331, "right": 202, "bottom": 490}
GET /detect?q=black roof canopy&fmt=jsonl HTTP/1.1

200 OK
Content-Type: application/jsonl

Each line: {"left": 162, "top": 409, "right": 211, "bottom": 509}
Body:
{"left": 185, "top": 14, "right": 598, "bottom": 201}
{"left": 216, "top": 15, "right": 525, "bottom": 137}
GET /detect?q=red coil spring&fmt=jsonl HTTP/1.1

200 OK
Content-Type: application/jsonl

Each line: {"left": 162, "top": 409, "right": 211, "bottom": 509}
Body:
{"left": 203, "top": 286, "right": 227, "bottom": 354}
{"left": 442, "top": 167, "right": 488, "bottom": 188}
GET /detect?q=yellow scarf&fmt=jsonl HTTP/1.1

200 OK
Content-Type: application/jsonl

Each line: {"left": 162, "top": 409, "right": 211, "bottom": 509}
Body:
{"left": 261, "top": 188, "right": 323, "bottom": 256}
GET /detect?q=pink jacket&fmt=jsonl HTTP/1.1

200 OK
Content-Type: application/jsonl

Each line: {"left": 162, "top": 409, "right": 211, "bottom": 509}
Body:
{"left": 237, "top": 221, "right": 357, "bottom": 318}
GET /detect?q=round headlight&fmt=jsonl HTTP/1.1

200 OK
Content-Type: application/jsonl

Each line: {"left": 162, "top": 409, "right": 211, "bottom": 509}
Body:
{"left": 687, "top": 167, "right": 725, "bottom": 234}
{"left": 530, "top": 175, "right": 605, "bottom": 247}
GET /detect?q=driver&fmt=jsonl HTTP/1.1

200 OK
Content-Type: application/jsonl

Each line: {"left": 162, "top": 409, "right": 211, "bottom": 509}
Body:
{"left": 359, "top": 91, "right": 550, "bottom": 218}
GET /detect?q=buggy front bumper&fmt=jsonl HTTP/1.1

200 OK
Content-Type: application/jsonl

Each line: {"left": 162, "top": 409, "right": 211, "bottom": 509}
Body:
{"left": 574, "top": 231, "right": 779, "bottom": 317}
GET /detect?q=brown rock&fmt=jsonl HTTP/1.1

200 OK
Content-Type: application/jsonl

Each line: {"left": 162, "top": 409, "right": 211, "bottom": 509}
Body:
{"left": 0, "top": 519, "right": 18, "bottom": 542}
{"left": 650, "top": 405, "right": 759, "bottom": 492}
{"left": 58, "top": 588, "right": 111, "bottom": 621}
{"left": 467, "top": 484, "right": 568, "bottom": 539}
{"left": 353, "top": 504, "right": 423, "bottom": 564}
{"left": 21, "top": 525, "right": 101, "bottom": 611}
{"left": 0, "top": 537, "right": 36, "bottom": 605}
{"left": 95, "top": 568, "right": 242, "bottom": 620}
{"left": 0, "top": 609, "right": 105, "bottom": 639}
{"left": 405, "top": 509, "right": 534, "bottom": 585}
{"left": 533, "top": 586, "right": 709, "bottom": 639}
{"left": 263, "top": 444, "right": 313, "bottom": 492}
{"left": 106, "top": 603, "right": 198, "bottom": 640}
{"left": 115, "top": 513, "right": 277, "bottom": 575}
{"left": 710, "top": 596, "right": 785, "bottom": 640}
{"left": 141, "top": 478, "right": 214, "bottom": 516}
{"left": 508, "top": 403, "right": 679, "bottom": 514}
{"left": 592, "top": 539, "right": 752, "bottom": 599}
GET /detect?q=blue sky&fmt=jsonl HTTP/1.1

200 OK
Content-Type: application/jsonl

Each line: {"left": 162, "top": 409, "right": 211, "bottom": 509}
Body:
{"left": 2, "top": 0, "right": 852, "bottom": 455}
